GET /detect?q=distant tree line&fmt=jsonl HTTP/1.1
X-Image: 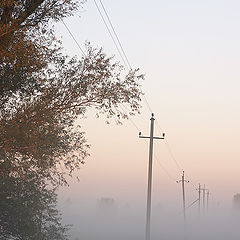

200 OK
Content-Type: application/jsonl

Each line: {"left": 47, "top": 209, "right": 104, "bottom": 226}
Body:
{"left": 233, "top": 193, "right": 240, "bottom": 210}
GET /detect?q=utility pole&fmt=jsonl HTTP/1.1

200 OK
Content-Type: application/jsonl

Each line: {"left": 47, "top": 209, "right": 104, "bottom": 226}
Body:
{"left": 177, "top": 171, "right": 189, "bottom": 222}
{"left": 198, "top": 184, "right": 201, "bottom": 214}
{"left": 202, "top": 185, "right": 208, "bottom": 213}
{"left": 139, "top": 113, "right": 165, "bottom": 240}
{"left": 197, "top": 184, "right": 201, "bottom": 216}
{"left": 207, "top": 190, "right": 210, "bottom": 212}
{"left": 202, "top": 184, "right": 205, "bottom": 211}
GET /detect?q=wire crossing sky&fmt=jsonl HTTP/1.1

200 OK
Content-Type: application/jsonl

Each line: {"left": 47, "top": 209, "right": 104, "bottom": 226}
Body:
{"left": 57, "top": 0, "right": 240, "bottom": 226}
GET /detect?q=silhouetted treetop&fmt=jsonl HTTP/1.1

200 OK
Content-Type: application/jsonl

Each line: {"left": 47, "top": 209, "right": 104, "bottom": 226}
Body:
{"left": 0, "top": 0, "right": 85, "bottom": 38}
{"left": 0, "top": 0, "right": 143, "bottom": 186}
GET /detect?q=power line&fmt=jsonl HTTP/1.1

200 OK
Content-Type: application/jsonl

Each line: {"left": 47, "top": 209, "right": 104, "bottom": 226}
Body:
{"left": 142, "top": 94, "right": 153, "bottom": 114}
{"left": 155, "top": 119, "right": 202, "bottom": 193}
{"left": 94, "top": 0, "right": 153, "bottom": 115}
{"left": 118, "top": 104, "right": 141, "bottom": 132}
{"left": 139, "top": 125, "right": 177, "bottom": 182}
{"left": 186, "top": 198, "right": 199, "bottom": 210}
{"left": 164, "top": 139, "right": 183, "bottom": 172}
{"left": 140, "top": 137, "right": 176, "bottom": 182}
{"left": 189, "top": 181, "right": 198, "bottom": 190}
{"left": 61, "top": 19, "right": 86, "bottom": 56}
{"left": 93, "top": 1, "right": 212, "bottom": 218}
{"left": 119, "top": 109, "right": 177, "bottom": 184}
{"left": 154, "top": 153, "right": 177, "bottom": 182}
{"left": 90, "top": 2, "right": 182, "bottom": 180}
{"left": 62, "top": 0, "right": 152, "bottom": 121}
{"left": 93, "top": 0, "right": 129, "bottom": 70}
{"left": 61, "top": 4, "right": 208, "bottom": 206}
{"left": 99, "top": 0, "right": 132, "bottom": 70}
{"left": 63, "top": 1, "right": 205, "bottom": 203}
{"left": 155, "top": 119, "right": 183, "bottom": 173}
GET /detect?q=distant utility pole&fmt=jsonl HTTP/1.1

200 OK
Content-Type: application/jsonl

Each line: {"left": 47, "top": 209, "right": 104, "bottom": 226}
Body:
{"left": 197, "top": 184, "right": 201, "bottom": 216}
{"left": 207, "top": 190, "right": 210, "bottom": 212}
{"left": 202, "top": 185, "right": 208, "bottom": 213}
{"left": 177, "top": 171, "right": 189, "bottom": 221}
{"left": 139, "top": 113, "right": 165, "bottom": 240}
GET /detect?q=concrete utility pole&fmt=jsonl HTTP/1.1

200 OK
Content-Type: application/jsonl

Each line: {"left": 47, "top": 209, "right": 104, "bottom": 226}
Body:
{"left": 139, "top": 113, "right": 165, "bottom": 240}
{"left": 177, "top": 171, "right": 189, "bottom": 221}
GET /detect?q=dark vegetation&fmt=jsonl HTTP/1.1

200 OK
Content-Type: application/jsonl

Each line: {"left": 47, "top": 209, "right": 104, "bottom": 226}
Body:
{"left": 0, "top": 1, "right": 143, "bottom": 238}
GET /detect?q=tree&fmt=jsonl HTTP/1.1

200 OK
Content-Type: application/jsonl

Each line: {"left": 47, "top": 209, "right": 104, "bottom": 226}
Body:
{"left": 98, "top": 197, "right": 116, "bottom": 209}
{"left": 0, "top": 175, "right": 69, "bottom": 240}
{"left": 0, "top": 1, "right": 143, "bottom": 238}
{"left": 0, "top": 43, "right": 143, "bottom": 185}
{"left": 233, "top": 193, "right": 240, "bottom": 210}
{"left": 0, "top": 0, "right": 85, "bottom": 96}
{"left": 0, "top": 1, "right": 143, "bottom": 184}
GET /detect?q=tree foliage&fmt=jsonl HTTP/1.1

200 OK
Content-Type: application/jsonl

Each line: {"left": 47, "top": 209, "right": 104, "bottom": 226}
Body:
{"left": 233, "top": 193, "right": 240, "bottom": 210}
{"left": 0, "top": 175, "right": 69, "bottom": 240}
{"left": 0, "top": 0, "right": 84, "bottom": 37}
{"left": 0, "top": 43, "right": 143, "bottom": 184}
{"left": 0, "top": 0, "right": 144, "bottom": 238}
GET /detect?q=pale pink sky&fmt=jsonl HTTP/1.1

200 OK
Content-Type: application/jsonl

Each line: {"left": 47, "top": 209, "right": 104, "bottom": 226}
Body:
{"left": 57, "top": 0, "right": 240, "bottom": 213}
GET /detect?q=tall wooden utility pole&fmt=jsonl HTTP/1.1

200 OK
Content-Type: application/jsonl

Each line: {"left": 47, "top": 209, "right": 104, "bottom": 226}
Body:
{"left": 177, "top": 171, "right": 189, "bottom": 221}
{"left": 139, "top": 113, "right": 165, "bottom": 240}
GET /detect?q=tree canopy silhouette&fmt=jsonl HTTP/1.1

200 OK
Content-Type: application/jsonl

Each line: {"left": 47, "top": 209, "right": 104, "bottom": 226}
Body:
{"left": 0, "top": 1, "right": 144, "bottom": 238}
{"left": 0, "top": 0, "right": 143, "bottom": 184}
{"left": 0, "top": 175, "right": 69, "bottom": 240}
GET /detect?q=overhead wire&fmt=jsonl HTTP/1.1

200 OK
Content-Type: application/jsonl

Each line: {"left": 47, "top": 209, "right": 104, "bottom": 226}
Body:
{"left": 94, "top": 0, "right": 154, "bottom": 115}
{"left": 61, "top": 19, "right": 86, "bottom": 57}
{"left": 93, "top": 0, "right": 129, "bottom": 70}
{"left": 61, "top": 3, "right": 184, "bottom": 185}
{"left": 189, "top": 181, "right": 198, "bottom": 190}
{"left": 62, "top": 0, "right": 204, "bottom": 196}
{"left": 186, "top": 198, "right": 199, "bottom": 210}
{"left": 141, "top": 135, "right": 177, "bottom": 183}
{"left": 98, "top": 2, "right": 183, "bottom": 175}
{"left": 154, "top": 153, "right": 177, "bottom": 182}
{"left": 118, "top": 104, "right": 141, "bottom": 132}
{"left": 99, "top": 0, "right": 132, "bottom": 70}
{"left": 118, "top": 104, "right": 177, "bottom": 183}
{"left": 59, "top": 24, "right": 166, "bottom": 181}
{"left": 92, "top": 0, "right": 211, "bottom": 209}
{"left": 155, "top": 119, "right": 183, "bottom": 173}
{"left": 93, "top": 0, "right": 186, "bottom": 185}
{"left": 142, "top": 94, "right": 153, "bottom": 114}
{"left": 155, "top": 118, "right": 202, "bottom": 194}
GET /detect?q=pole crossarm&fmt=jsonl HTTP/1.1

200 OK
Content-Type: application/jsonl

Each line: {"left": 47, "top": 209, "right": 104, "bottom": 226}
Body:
{"left": 176, "top": 171, "right": 189, "bottom": 183}
{"left": 139, "top": 136, "right": 164, "bottom": 139}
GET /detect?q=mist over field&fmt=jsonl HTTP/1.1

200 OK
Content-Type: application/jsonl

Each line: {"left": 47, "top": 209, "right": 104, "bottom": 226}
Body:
{"left": 58, "top": 196, "right": 240, "bottom": 240}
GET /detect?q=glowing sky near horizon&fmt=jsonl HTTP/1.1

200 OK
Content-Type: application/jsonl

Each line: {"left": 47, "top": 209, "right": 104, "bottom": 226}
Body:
{"left": 56, "top": 0, "right": 240, "bottom": 213}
